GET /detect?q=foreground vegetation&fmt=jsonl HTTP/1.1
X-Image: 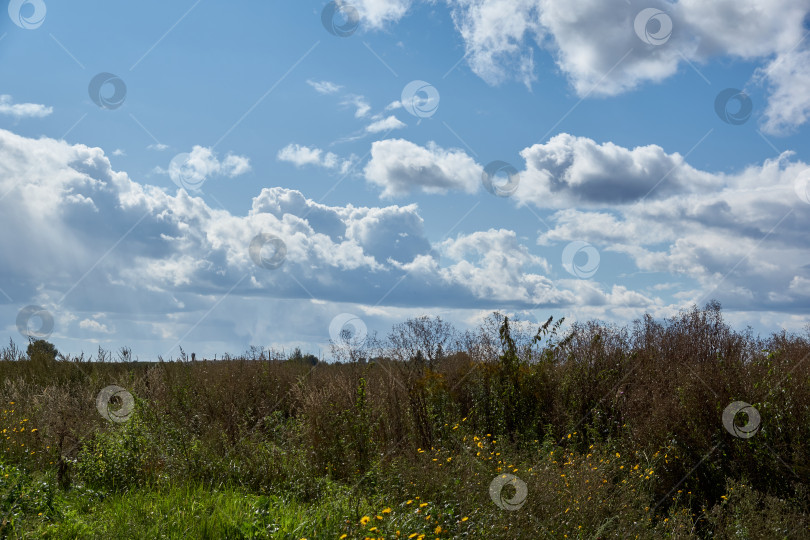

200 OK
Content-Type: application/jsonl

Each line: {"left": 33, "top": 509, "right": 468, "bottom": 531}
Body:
{"left": 1, "top": 303, "right": 809, "bottom": 538}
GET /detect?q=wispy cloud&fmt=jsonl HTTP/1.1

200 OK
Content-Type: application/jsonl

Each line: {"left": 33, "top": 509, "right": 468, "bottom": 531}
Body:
{"left": 365, "top": 115, "right": 406, "bottom": 134}
{"left": 342, "top": 95, "right": 372, "bottom": 118}
{"left": 307, "top": 79, "right": 343, "bottom": 94}
{"left": 277, "top": 143, "right": 354, "bottom": 174}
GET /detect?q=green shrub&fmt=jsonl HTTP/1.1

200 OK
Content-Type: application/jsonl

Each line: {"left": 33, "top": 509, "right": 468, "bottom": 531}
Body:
{"left": 0, "top": 460, "right": 57, "bottom": 536}
{"left": 73, "top": 409, "right": 153, "bottom": 491}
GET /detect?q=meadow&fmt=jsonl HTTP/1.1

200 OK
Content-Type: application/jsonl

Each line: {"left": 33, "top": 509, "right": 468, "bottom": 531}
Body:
{"left": 1, "top": 302, "right": 809, "bottom": 538}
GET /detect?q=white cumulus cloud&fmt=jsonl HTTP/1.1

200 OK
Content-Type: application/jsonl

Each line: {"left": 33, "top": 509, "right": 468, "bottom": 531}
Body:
{"left": 350, "top": 1, "right": 810, "bottom": 133}
{"left": 161, "top": 146, "right": 251, "bottom": 188}
{"left": 363, "top": 139, "right": 482, "bottom": 197}
{"left": 0, "top": 95, "right": 53, "bottom": 119}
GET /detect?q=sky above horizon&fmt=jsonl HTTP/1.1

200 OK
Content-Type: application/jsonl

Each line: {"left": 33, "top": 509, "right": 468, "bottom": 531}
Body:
{"left": 1, "top": 0, "right": 809, "bottom": 360}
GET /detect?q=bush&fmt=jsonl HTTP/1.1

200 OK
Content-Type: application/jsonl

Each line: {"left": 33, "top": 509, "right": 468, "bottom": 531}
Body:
{"left": 73, "top": 409, "right": 153, "bottom": 491}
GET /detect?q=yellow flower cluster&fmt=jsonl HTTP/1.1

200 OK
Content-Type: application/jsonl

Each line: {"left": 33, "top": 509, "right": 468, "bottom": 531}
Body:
{"left": 346, "top": 496, "right": 469, "bottom": 539}
{"left": 2, "top": 402, "right": 41, "bottom": 457}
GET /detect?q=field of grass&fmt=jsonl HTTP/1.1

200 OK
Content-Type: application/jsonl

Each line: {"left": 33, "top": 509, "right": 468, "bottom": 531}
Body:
{"left": 1, "top": 303, "right": 809, "bottom": 538}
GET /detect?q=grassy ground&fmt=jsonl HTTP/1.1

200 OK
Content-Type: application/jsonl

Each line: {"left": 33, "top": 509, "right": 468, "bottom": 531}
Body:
{"left": 2, "top": 304, "right": 809, "bottom": 538}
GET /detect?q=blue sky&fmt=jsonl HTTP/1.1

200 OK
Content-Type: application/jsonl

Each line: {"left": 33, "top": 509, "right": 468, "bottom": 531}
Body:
{"left": 1, "top": 0, "right": 809, "bottom": 360}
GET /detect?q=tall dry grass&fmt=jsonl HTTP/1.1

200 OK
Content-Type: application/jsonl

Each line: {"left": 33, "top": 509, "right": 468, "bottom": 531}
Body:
{"left": 1, "top": 302, "right": 809, "bottom": 537}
